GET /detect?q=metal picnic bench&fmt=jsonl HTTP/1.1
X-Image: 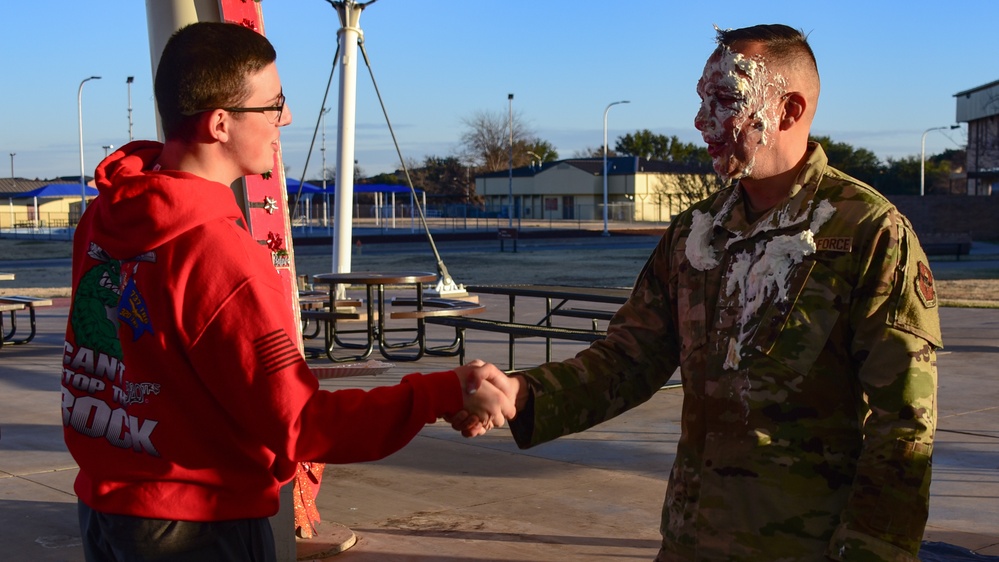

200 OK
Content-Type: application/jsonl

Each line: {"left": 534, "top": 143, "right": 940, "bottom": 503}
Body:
{"left": 921, "top": 232, "right": 972, "bottom": 260}
{"left": 424, "top": 284, "right": 631, "bottom": 370}
{"left": 0, "top": 296, "right": 54, "bottom": 346}
{"left": 308, "top": 272, "right": 485, "bottom": 363}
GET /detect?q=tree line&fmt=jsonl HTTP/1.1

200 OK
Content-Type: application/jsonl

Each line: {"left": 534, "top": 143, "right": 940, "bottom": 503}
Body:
{"left": 313, "top": 109, "right": 964, "bottom": 203}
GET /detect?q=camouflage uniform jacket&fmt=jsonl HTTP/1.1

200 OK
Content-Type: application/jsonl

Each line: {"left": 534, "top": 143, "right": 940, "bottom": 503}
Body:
{"left": 509, "top": 144, "right": 940, "bottom": 561}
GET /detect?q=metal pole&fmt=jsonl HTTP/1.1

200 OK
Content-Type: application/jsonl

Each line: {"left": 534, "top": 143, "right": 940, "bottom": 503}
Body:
{"left": 103, "top": 145, "right": 113, "bottom": 158}
{"left": 507, "top": 93, "right": 514, "bottom": 228}
{"left": 920, "top": 124, "right": 960, "bottom": 196}
{"left": 321, "top": 107, "right": 330, "bottom": 227}
{"left": 127, "top": 76, "right": 134, "bottom": 142}
{"left": 78, "top": 75, "right": 101, "bottom": 215}
{"left": 8, "top": 153, "right": 13, "bottom": 230}
{"left": 602, "top": 100, "right": 629, "bottom": 236}
{"left": 330, "top": 0, "right": 368, "bottom": 276}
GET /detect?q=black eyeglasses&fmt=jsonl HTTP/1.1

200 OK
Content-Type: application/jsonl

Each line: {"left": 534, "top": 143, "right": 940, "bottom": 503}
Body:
{"left": 184, "top": 93, "right": 286, "bottom": 124}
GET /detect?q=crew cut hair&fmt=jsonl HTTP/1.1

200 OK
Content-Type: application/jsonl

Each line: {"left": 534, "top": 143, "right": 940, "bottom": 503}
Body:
{"left": 154, "top": 22, "right": 277, "bottom": 140}
{"left": 715, "top": 24, "right": 819, "bottom": 84}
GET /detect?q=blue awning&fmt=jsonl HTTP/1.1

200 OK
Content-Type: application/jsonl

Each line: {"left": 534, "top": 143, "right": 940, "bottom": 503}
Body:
{"left": 284, "top": 180, "right": 422, "bottom": 195}
{"left": 11, "top": 183, "right": 97, "bottom": 199}
{"left": 354, "top": 183, "right": 420, "bottom": 194}
{"left": 285, "top": 178, "right": 324, "bottom": 194}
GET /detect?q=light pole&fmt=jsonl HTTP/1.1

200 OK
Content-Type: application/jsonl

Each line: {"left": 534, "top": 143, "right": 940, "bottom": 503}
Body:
{"left": 507, "top": 93, "right": 514, "bottom": 228}
{"left": 321, "top": 107, "right": 331, "bottom": 228}
{"left": 78, "top": 75, "right": 101, "bottom": 215}
{"left": 464, "top": 161, "right": 472, "bottom": 229}
{"left": 920, "top": 124, "right": 960, "bottom": 196}
{"left": 126, "top": 76, "right": 134, "bottom": 142}
{"left": 8, "top": 153, "right": 13, "bottom": 228}
{"left": 603, "top": 100, "right": 630, "bottom": 236}
{"left": 102, "top": 145, "right": 113, "bottom": 158}
{"left": 526, "top": 150, "right": 541, "bottom": 169}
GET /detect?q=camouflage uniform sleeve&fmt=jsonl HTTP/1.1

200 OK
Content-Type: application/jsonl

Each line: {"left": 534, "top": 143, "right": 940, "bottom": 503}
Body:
{"left": 508, "top": 231, "right": 682, "bottom": 448}
{"left": 828, "top": 210, "right": 940, "bottom": 561}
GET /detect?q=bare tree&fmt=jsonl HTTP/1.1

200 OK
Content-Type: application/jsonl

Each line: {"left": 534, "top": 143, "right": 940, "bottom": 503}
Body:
{"left": 321, "top": 166, "right": 336, "bottom": 182}
{"left": 653, "top": 172, "right": 726, "bottom": 218}
{"left": 459, "top": 109, "right": 538, "bottom": 172}
{"left": 573, "top": 146, "right": 616, "bottom": 158}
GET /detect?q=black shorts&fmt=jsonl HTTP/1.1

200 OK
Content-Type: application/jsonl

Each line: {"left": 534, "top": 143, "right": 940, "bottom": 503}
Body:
{"left": 78, "top": 501, "right": 276, "bottom": 562}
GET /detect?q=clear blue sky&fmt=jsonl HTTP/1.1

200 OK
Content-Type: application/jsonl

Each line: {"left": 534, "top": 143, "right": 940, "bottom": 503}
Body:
{"left": 1, "top": 1, "right": 990, "bottom": 182}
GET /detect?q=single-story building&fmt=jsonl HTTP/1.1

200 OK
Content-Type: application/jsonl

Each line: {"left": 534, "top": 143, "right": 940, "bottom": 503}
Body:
{"left": 474, "top": 156, "right": 718, "bottom": 222}
{"left": 0, "top": 178, "right": 93, "bottom": 229}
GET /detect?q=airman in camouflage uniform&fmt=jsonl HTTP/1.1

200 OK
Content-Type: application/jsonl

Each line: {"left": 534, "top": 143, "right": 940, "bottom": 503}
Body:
{"left": 505, "top": 25, "right": 940, "bottom": 561}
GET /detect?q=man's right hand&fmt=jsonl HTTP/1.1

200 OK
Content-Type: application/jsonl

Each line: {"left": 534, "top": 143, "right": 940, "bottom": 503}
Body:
{"left": 449, "top": 360, "right": 526, "bottom": 437}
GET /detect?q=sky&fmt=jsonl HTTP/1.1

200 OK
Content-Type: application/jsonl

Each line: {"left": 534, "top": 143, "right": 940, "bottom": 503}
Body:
{"left": 1, "top": 1, "right": 992, "bottom": 183}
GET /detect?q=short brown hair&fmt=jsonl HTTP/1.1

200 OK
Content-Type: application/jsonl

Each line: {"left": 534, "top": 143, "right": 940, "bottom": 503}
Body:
{"left": 154, "top": 22, "right": 276, "bottom": 140}
{"left": 715, "top": 24, "right": 818, "bottom": 85}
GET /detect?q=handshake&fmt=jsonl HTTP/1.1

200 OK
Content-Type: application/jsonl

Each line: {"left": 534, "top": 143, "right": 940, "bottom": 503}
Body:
{"left": 448, "top": 359, "right": 525, "bottom": 437}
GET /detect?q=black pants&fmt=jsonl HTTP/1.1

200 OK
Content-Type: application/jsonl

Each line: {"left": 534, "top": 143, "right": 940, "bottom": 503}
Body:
{"left": 78, "top": 501, "right": 276, "bottom": 562}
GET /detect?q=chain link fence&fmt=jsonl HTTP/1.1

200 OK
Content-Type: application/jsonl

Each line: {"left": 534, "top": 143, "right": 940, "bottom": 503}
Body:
{"left": 1, "top": 201, "right": 672, "bottom": 241}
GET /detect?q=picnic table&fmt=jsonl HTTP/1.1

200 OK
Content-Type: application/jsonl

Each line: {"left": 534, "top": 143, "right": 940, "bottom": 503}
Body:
{"left": 426, "top": 284, "right": 631, "bottom": 369}
{"left": 1, "top": 296, "right": 54, "bottom": 346}
{"left": 1, "top": 273, "right": 56, "bottom": 348}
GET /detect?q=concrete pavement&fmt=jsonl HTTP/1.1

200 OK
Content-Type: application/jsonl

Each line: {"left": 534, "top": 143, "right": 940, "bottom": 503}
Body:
{"left": 1, "top": 295, "right": 997, "bottom": 561}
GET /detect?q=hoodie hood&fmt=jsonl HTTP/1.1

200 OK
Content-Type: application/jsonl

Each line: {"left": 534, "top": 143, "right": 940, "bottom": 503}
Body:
{"left": 91, "top": 141, "right": 244, "bottom": 258}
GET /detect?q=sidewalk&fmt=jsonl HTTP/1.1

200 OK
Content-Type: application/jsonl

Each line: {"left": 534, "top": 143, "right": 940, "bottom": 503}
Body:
{"left": 1, "top": 297, "right": 996, "bottom": 561}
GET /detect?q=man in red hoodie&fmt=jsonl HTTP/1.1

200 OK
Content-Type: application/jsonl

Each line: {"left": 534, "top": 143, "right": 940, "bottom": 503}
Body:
{"left": 63, "top": 21, "right": 515, "bottom": 561}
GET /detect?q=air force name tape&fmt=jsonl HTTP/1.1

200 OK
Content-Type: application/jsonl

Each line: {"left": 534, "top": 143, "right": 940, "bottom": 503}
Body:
{"left": 814, "top": 237, "right": 852, "bottom": 253}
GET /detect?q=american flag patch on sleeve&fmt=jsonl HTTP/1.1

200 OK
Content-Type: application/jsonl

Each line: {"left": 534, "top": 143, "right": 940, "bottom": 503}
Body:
{"left": 254, "top": 330, "right": 301, "bottom": 375}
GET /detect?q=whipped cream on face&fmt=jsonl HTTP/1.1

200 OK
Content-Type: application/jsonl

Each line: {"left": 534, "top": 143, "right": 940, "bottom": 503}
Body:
{"left": 698, "top": 45, "right": 788, "bottom": 182}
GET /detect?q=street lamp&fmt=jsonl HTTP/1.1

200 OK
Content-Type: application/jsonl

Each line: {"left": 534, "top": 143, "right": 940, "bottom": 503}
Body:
{"left": 78, "top": 75, "right": 101, "bottom": 214}
{"left": 8, "top": 153, "right": 13, "bottom": 228}
{"left": 920, "top": 124, "right": 960, "bottom": 196}
{"left": 507, "top": 93, "right": 514, "bottom": 228}
{"left": 103, "top": 145, "right": 113, "bottom": 158}
{"left": 320, "top": 107, "right": 331, "bottom": 228}
{"left": 126, "top": 76, "right": 134, "bottom": 142}
{"left": 526, "top": 150, "right": 541, "bottom": 169}
{"left": 603, "top": 100, "right": 630, "bottom": 236}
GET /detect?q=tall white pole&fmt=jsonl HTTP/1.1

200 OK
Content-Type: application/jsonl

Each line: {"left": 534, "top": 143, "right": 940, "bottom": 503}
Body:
{"left": 602, "top": 100, "right": 629, "bottom": 236}
{"left": 507, "top": 93, "right": 514, "bottom": 228}
{"left": 920, "top": 124, "right": 959, "bottom": 196}
{"left": 78, "top": 76, "right": 101, "bottom": 216}
{"left": 331, "top": 1, "right": 366, "bottom": 275}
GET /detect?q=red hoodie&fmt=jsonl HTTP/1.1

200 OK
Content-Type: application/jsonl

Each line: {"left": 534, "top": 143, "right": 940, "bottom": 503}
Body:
{"left": 62, "top": 141, "right": 463, "bottom": 521}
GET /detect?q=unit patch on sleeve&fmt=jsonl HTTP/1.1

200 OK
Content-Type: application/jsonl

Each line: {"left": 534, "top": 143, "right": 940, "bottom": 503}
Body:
{"left": 915, "top": 261, "right": 937, "bottom": 308}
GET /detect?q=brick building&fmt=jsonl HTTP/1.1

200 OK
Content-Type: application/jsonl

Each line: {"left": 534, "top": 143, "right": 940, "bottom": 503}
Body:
{"left": 956, "top": 79, "right": 999, "bottom": 195}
